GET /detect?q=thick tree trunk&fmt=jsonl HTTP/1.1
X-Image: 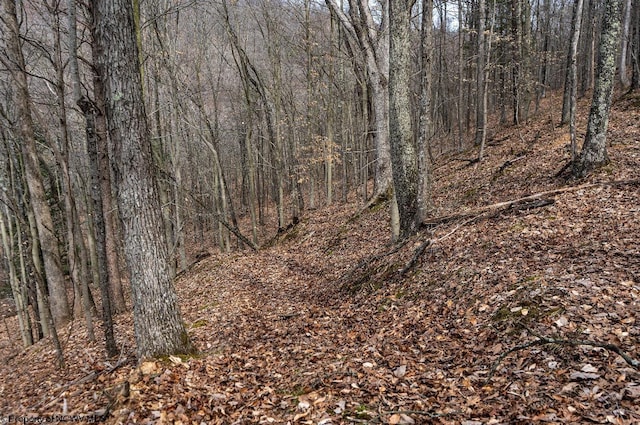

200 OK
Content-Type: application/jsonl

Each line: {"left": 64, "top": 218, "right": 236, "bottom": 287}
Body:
{"left": 93, "top": 74, "right": 127, "bottom": 313}
{"left": 389, "top": 0, "right": 418, "bottom": 240}
{"left": 574, "top": 0, "right": 623, "bottom": 177}
{"left": 91, "top": 0, "right": 195, "bottom": 359}
{"left": 79, "top": 95, "right": 118, "bottom": 357}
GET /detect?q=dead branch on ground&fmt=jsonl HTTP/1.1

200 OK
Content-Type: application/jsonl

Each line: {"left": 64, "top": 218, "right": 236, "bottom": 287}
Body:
{"left": 423, "top": 179, "right": 640, "bottom": 228}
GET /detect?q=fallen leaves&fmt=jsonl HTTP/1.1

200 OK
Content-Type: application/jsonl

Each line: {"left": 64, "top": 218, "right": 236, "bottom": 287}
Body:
{"left": 0, "top": 92, "right": 639, "bottom": 424}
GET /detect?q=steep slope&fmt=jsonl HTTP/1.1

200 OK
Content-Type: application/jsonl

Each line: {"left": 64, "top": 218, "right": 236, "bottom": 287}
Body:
{"left": 0, "top": 92, "right": 638, "bottom": 424}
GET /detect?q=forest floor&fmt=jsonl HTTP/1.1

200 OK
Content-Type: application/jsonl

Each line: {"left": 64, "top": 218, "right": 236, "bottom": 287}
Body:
{"left": 1, "top": 92, "right": 640, "bottom": 424}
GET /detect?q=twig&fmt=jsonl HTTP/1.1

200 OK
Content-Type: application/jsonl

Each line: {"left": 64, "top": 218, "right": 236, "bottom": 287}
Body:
{"left": 35, "top": 353, "right": 132, "bottom": 411}
{"left": 401, "top": 214, "right": 483, "bottom": 275}
{"left": 400, "top": 240, "right": 431, "bottom": 275}
{"left": 486, "top": 336, "right": 640, "bottom": 384}
{"left": 498, "top": 155, "right": 526, "bottom": 173}
{"left": 341, "top": 240, "right": 409, "bottom": 287}
{"left": 384, "top": 410, "right": 463, "bottom": 418}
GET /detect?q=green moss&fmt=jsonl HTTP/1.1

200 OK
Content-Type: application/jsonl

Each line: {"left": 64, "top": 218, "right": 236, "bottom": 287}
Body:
{"left": 190, "top": 319, "right": 209, "bottom": 329}
{"left": 199, "top": 301, "right": 219, "bottom": 311}
{"left": 492, "top": 306, "right": 513, "bottom": 322}
{"left": 510, "top": 222, "right": 525, "bottom": 232}
{"left": 463, "top": 187, "right": 478, "bottom": 200}
{"left": 288, "top": 385, "right": 306, "bottom": 397}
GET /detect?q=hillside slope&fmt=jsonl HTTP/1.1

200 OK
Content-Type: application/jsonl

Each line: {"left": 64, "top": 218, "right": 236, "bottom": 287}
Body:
{"left": 0, "top": 92, "right": 639, "bottom": 424}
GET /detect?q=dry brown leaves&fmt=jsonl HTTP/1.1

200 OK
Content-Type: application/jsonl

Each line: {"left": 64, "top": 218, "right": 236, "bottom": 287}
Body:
{"left": 0, "top": 91, "right": 639, "bottom": 424}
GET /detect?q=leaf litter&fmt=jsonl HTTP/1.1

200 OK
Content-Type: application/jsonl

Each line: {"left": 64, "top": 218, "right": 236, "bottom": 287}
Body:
{"left": 0, "top": 93, "right": 639, "bottom": 424}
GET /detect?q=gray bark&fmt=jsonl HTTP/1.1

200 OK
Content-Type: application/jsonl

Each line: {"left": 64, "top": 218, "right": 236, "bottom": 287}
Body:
{"left": 562, "top": 0, "right": 585, "bottom": 128}
{"left": 389, "top": 0, "right": 418, "bottom": 239}
{"left": 1, "top": 0, "right": 71, "bottom": 327}
{"left": 574, "top": 0, "right": 623, "bottom": 177}
{"left": 475, "top": 0, "right": 487, "bottom": 149}
{"left": 417, "top": 0, "right": 433, "bottom": 222}
{"left": 620, "top": 0, "right": 632, "bottom": 87}
{"left": 91, "top": 0, "right": 195, "bottom": 359}
{"left": 325, "top": 0, "right": 393, "bottom": 197}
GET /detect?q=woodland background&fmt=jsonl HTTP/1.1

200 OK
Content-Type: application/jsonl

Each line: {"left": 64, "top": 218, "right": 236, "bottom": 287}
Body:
{"left": 0, "top": 0, "right": 639, "bottom": 423}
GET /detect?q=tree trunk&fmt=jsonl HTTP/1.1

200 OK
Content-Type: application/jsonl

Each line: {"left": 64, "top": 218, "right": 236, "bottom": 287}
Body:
{"left": 1, "top": 0, "right": 71, "bottom": 327}
{"left": 619, "top": 0, "right": 632, "bottom": 87}
{"left": 475, "top": 0, "right": 487, "bottom": 149}
{"left": 569, "top": 0, "right": 585, "bottom": 161}
{"left": 457, "top": 0, "right": 465, "bottom": 152}
{"left": 574, "top": 0, "right": 623, "bottom": 177}
{"left": 389, "top": 0, "right": 418, "bottom": 240}
{"left": 91, "top": 0, "right": 195, "bottom": 359}
{"left": 632, "top": 0, "right": 640, "bottom": 90}
{"left": 562, "top": 0, "right": 585, "bottom": 127}
{"left": 417, "top": 0, "right": 433, "bottom": 222}
{"left": 0, "top": 211, "right": 32, "bottom": 347}
{"left": 79, "top": 95, "right": 118, "bottom": 357}
{"left": 325, "top": 0, "right": 393, "bottom": 198}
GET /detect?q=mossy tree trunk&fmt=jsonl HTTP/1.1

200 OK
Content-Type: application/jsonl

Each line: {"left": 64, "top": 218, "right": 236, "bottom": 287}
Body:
{"left": 389, "top": 0, "right": 418, "bottom": 240}
{"left": 573, "top": 0, "right": 623, "bottom": 178}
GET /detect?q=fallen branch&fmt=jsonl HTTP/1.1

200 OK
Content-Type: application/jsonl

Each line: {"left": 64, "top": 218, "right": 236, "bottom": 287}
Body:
{"left": 402, "top": 213, "right": 491, "bottom": 275}
{"left": 400, "top": 240, "right": 431, "bottom": 275}
{"left": 423, "top": 179, "right": 640, "bottom": 227}
{"left": 486, "top": 336, "right": 640, "bottom": 383}
{"left": 498, "top": 155, "right": 526, "bottom": 173}
{"left": 35, "top": 355, "right": 132, "bottom": 411}
{"left": 340, "top": 239, "right": 409, "bottom": 289}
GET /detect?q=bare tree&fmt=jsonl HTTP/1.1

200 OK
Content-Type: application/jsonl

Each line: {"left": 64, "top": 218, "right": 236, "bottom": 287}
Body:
{"left": 574, "top": 0, "right": 623, "bottom": 177}
{"left": 1, "top": 0, "right": 71, "bottom": 328}
{"left": 91, "top": 0, "right": 195, "bottom": 358}
{"left": 417, "top": 0, "right": 433, "bottom": 222}
{"left": 619, "top": 0, "right": 632, "bottom": 87}
{"left": 325, "top": 0, "right": 393, "bottom": 200}
{"left": 561, "top": 0, "right": 585, "bottom": 136}
{"left": 389, "top": 0, "right": 418, "bottom": 239}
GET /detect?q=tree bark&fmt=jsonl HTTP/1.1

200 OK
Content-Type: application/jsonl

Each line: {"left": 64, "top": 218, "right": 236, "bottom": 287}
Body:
{"left": 1, "top": 0, "right": 71, "bottom": 326}
{"left": 417, "top": 0, "right": 433, "bottom": 222}
{"left": 475, "top": 0, "right": 487, "bottom": 149}
{"left": 91, "top": 0, "right": 195, "bottom": 359}
{"left": 619, "top": 0, "right": 632, "bottom": 87}
{"left": 325, "top": 0, "right": 393, "bottom": 198}
{"left": 632, "top": 0, "right": 640, "bottom": 90}
{"left": 389, "top": 0, "right": 418, "bottom": 240}
{"left": 562, "top": 0, "right": 585, "bottom": 127}
{"left": 574, "top": 0, "right": 623, "bottom": 177}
